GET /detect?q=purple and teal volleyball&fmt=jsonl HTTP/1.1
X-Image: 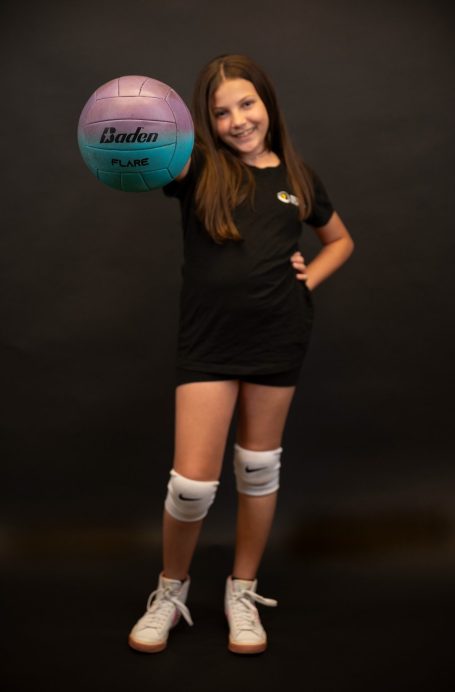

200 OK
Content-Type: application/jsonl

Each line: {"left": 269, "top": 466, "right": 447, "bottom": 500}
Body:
{"left": 77, "top": 75, "right": 194, "bottom": 192}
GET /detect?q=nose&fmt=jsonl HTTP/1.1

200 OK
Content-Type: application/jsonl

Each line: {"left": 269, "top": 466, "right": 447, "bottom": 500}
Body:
{"left": 231, "top": 109, "right": 246, "bottom": 130}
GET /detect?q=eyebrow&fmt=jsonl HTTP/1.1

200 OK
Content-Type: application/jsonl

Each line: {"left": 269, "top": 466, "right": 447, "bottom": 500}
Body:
{"left": 212, "top": 95, "right": 256, "bottom": 111}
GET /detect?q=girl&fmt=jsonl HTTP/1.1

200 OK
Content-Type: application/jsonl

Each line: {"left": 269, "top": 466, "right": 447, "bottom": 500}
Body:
{"left": 128, "top": 54, "right": 354, "bottom": 655}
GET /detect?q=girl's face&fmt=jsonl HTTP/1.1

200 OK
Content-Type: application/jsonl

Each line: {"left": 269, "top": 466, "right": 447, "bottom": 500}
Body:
{"left": 211, "top": 78, "right": 270, "bottom": 160}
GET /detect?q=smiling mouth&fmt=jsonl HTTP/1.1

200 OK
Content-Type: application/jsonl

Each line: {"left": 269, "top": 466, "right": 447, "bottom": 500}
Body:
{"left": 233, "top": 127, "right": 256, "bottom": 138}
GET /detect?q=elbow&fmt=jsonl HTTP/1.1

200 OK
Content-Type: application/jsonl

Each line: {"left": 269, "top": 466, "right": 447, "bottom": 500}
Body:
{"left": 344, "top": 234, "right": 355, "bottom": 259}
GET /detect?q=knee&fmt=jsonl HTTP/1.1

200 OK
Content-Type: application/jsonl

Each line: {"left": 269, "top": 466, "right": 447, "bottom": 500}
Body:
{"left": 164, "top": 469, "right": 219, "bottom": 522}
{"left": 233, "top": 443, "right": 282, "bottom": 496}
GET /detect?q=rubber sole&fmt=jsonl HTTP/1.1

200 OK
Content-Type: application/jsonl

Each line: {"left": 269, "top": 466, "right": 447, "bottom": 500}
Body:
{"left": 228, "top": 639, "right": 267, "bottom": 654}
{"left": 128, "top": 635, "right": 167, "bottom": 653}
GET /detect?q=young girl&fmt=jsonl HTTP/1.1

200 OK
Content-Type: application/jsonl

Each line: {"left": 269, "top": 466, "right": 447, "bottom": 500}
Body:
{"left": 128, "top": 54, "right": 354, "bottom": 655}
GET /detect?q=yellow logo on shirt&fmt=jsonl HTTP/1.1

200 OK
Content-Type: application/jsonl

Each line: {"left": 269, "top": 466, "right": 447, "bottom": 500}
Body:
{"left": 277, "top": 191, "right": 299, "bottom": 207}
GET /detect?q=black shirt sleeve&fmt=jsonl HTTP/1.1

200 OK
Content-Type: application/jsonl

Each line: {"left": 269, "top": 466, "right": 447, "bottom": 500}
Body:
{"left": 305, "top": 170, "right": 334, "bottom": 227}
{"left": 162, "top": 168, "right": 191, "bottom": 199}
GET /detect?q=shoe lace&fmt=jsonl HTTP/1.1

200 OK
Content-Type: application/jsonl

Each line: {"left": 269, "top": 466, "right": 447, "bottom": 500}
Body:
{"left": 142, "top": 584, "right": 194, "bottom": 628}
{"left": 232, "top": 588, "right": 277, "bottom": 630}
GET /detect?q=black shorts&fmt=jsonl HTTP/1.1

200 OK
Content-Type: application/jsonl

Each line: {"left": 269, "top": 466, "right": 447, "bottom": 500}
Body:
{"left": 175, "top": 366, "right": 302, "bottom": 388}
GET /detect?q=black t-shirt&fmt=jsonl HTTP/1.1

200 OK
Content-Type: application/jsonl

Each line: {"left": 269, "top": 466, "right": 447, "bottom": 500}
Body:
{"left": 163, "top": 153, "right": 334, "bottom": 374}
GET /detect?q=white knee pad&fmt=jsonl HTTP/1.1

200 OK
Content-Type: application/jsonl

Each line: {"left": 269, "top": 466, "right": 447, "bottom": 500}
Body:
{"left": 233, "top": 443, "right": 282, "bottom": 496}
{"left": 164, "top": 469, "right": 219, "bottom": 522}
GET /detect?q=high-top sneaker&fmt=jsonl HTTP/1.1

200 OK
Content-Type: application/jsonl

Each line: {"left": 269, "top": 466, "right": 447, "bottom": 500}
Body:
{"left": 225, "top": 576, "right": 277, "bottom": 654}
{"left": 128, "top": 573, "right": 193, "bottom": 653}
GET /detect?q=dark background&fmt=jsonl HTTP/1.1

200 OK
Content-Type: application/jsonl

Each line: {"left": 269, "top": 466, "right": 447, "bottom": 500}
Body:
{"left": 1, "top": 1, "right": 454, "bottom": 690}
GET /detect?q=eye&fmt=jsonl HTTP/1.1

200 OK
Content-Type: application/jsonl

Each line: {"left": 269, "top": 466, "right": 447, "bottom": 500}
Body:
{"left": 213, "top": 110, "right": 226, "bottom": 119}
{"left": 242, "top": 100, "right": 254, "bottom": 108}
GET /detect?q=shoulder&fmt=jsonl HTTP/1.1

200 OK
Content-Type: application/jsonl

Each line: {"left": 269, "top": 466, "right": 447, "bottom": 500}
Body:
{"left": 304, "top": 164, "right": 335, "bottom": 227}
{"left": 303, "top": 163, "right": 325, "bottom": 191}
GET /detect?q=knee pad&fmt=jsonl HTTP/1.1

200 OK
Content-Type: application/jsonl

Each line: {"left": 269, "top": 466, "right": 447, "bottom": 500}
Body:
{"left": 233, "top": 443, "right": 282, "bottom": 496}
{"left": 164, "top": 469, "right": 219, "bottom": 522}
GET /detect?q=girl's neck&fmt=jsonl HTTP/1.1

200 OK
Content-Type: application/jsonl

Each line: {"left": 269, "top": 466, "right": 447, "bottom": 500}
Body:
{"left": 241, "top": 149, "right": 281, "bottom": 169}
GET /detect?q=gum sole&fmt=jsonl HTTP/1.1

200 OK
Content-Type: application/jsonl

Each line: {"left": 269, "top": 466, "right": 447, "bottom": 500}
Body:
{"left": 128, "top": 636, "right": 167, "bottom": 653}
{"left": 228, "top": 641, "right": 267, "bottom": 654}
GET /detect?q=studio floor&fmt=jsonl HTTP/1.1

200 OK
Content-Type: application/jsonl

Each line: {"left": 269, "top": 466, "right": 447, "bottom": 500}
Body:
{"left": 2, "top": 534, "right": 454, "bottom": 692}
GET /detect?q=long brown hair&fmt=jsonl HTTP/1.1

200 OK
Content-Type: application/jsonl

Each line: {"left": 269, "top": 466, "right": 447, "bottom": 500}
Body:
{"left": 191, "top": 54, "right": 315, "bottom": 243}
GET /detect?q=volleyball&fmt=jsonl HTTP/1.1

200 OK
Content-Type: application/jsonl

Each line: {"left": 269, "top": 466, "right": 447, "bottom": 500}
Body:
{"left": 77, "top": 75, "right": 194, "bottom": 192}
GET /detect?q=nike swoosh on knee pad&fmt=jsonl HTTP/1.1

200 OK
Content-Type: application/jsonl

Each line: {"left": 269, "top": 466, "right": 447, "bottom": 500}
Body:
{"left": 178, "top": 493, "right": 202, "bottom": 501}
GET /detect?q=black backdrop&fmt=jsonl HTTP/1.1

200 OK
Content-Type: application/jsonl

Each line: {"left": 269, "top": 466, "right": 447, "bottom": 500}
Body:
{"left": 1, "top": 0, "right": 454, "bottom": 560}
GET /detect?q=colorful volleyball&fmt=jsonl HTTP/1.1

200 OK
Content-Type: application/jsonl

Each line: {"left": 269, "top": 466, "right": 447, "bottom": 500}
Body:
{"left": 77, "top": 75, "right": 194, "bottom": 192}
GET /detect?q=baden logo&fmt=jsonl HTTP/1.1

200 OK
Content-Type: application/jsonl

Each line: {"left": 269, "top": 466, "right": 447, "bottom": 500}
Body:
{"left": 277, "top": 191, "right": 299, "bottom": 207}
{"left": 100, "top": 126, "right": 159, "bottom": 144}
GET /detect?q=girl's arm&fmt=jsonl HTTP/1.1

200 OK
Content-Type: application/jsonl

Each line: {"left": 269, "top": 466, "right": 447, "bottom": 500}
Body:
{"left": 291, "top": 212, "right": 354, "bottom": 291}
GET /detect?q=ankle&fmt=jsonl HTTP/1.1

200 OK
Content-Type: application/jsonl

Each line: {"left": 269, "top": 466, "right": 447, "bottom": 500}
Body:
{"left": 162, "top": 571, "right": 188, "bottom": 582}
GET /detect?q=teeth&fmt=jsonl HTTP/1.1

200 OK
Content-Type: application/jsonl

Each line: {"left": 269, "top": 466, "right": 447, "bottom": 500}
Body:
{"left": 235, "top": 128, "right": 254, "bottom": 137}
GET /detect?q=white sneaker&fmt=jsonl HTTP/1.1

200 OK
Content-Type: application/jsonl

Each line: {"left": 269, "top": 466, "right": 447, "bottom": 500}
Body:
{"left": 225, "top": 576, "right": 277, "bottom": 654}
{"left": 128, "top": 573, "right": 193, "bottom": 653}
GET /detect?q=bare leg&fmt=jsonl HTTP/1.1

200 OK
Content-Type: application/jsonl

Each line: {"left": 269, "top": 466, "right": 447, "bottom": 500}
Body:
{"left": 232, "top": 492, "right": 278, "bottom": 580}
{"left": 162, "top": 512, "right": 204, "bottom": 582}
{"left": 232, "top": 382, "right": 296, "bottom": 580}
{"left": 162, "top": 379, "right": 239, "bottom": 581}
